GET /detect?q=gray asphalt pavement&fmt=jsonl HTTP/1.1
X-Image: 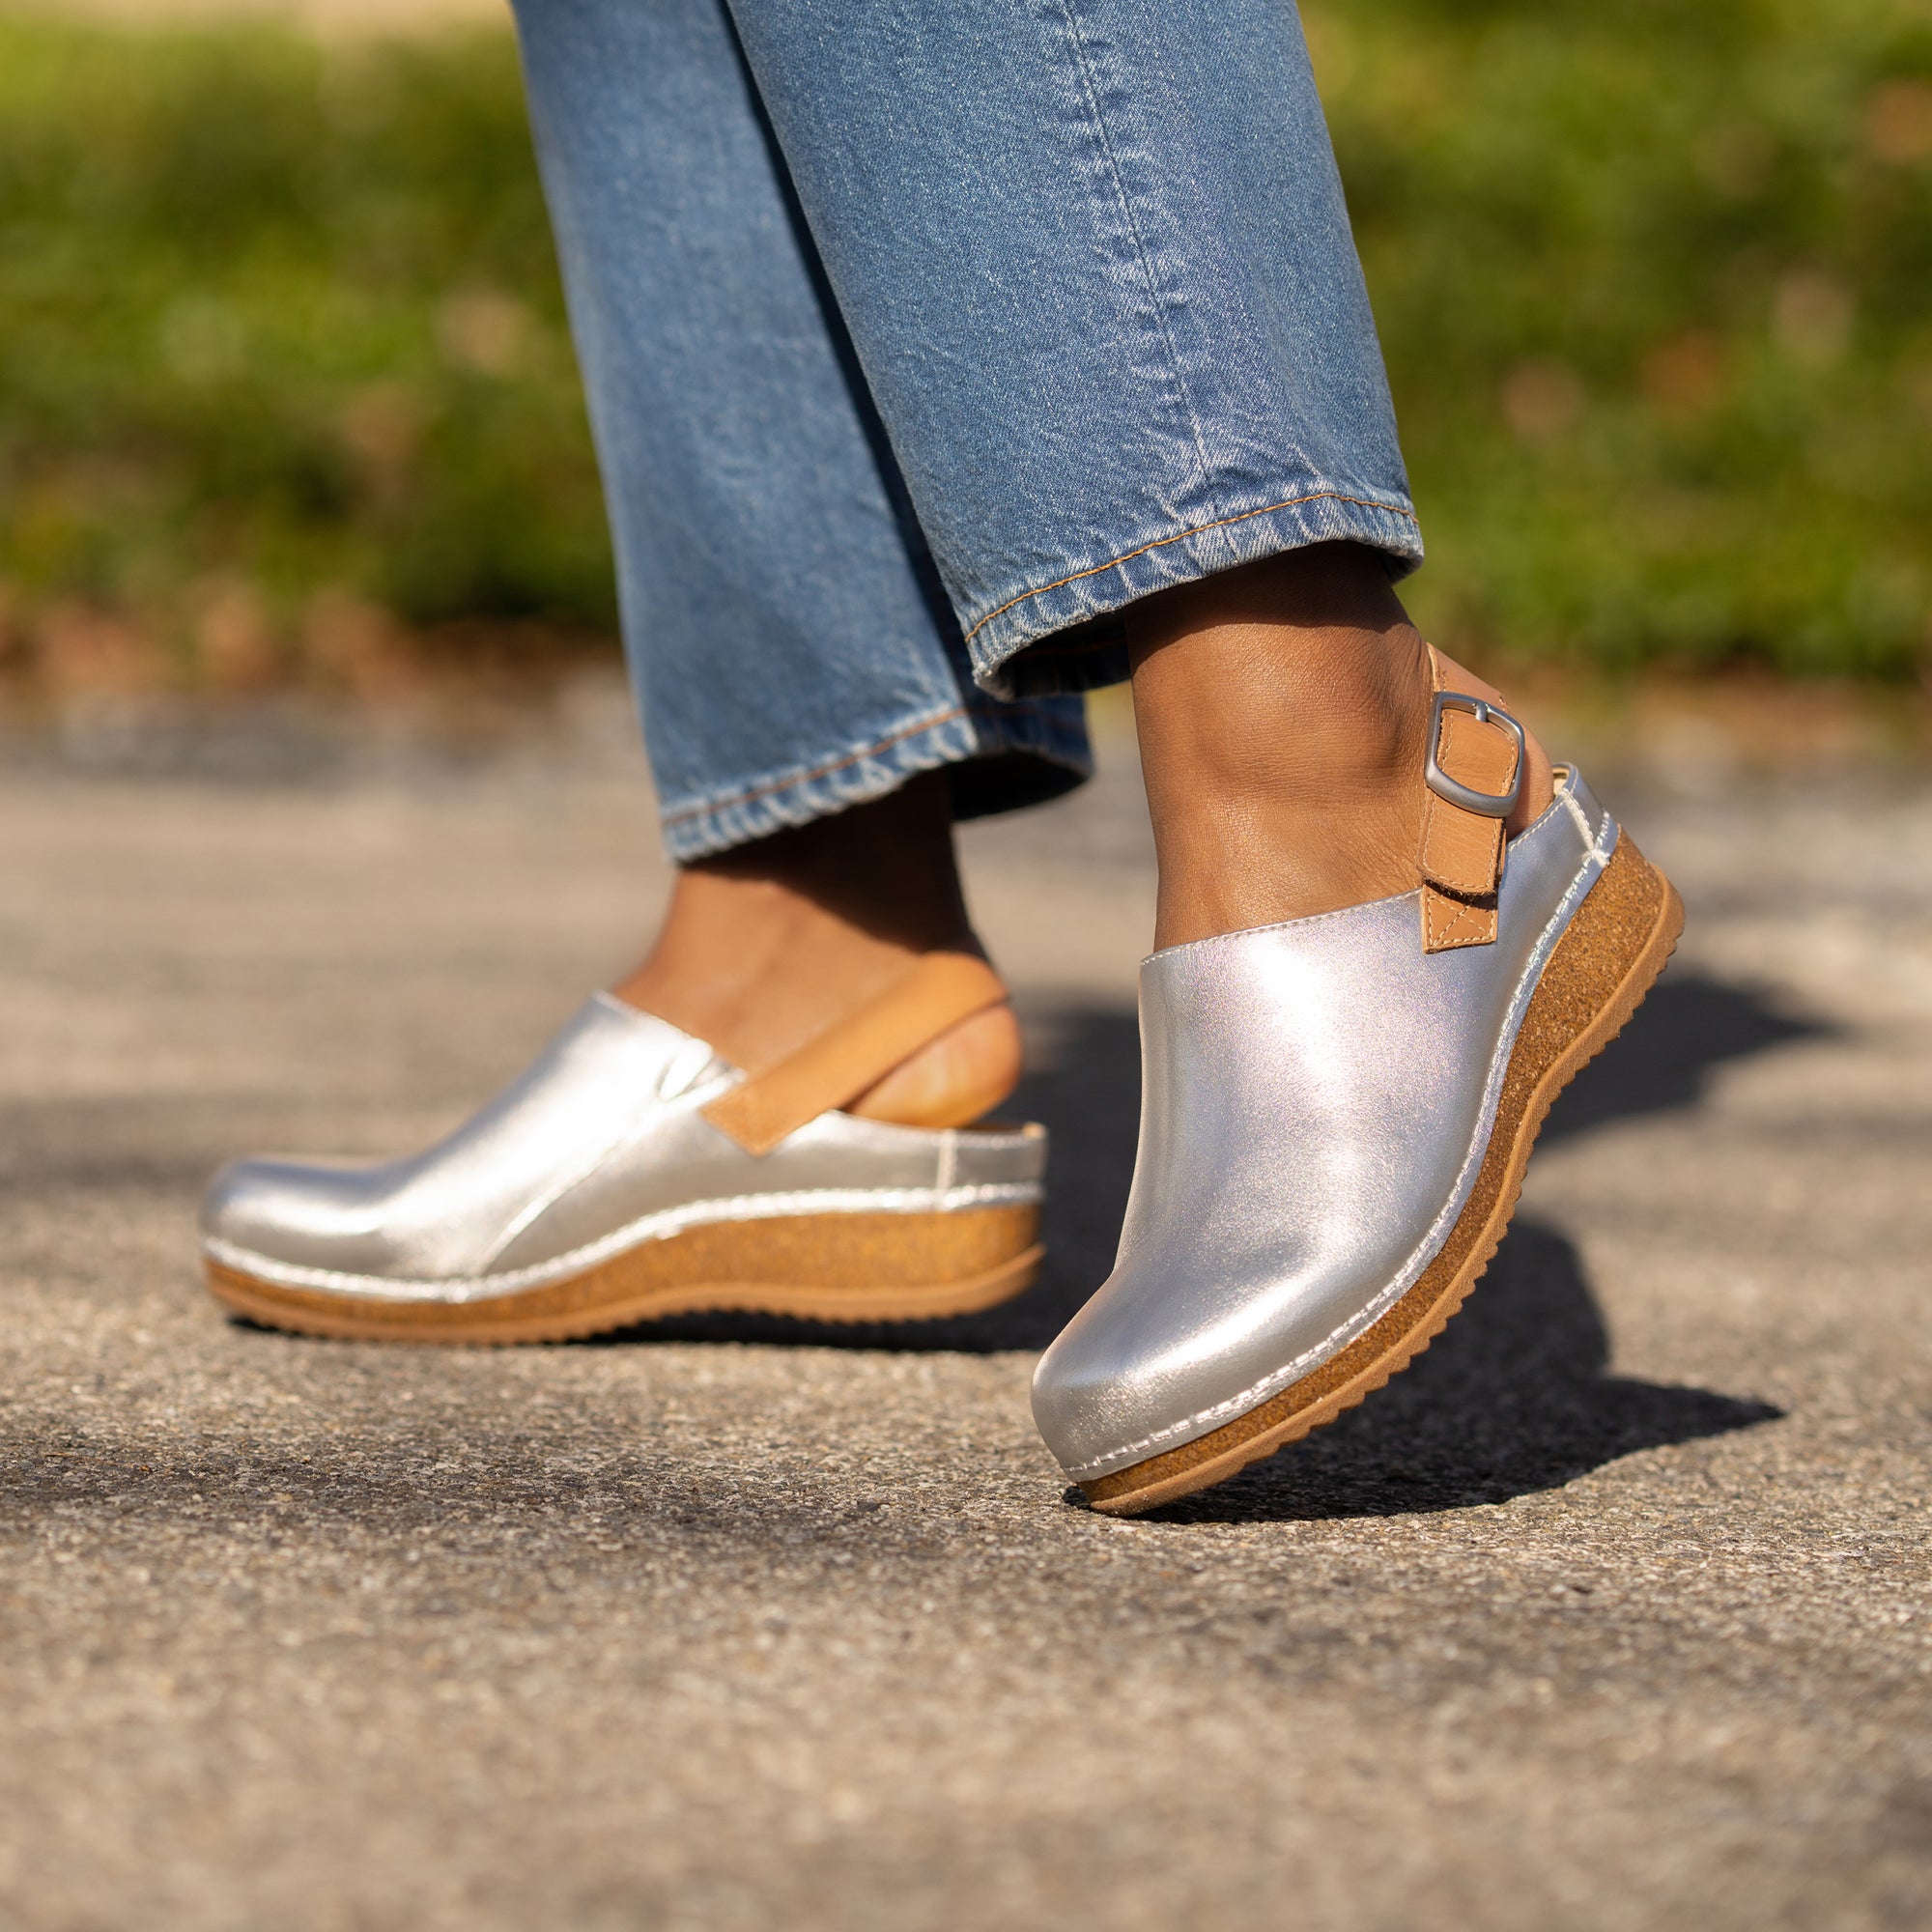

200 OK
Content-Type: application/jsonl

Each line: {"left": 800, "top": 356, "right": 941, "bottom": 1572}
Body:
{"left": 3, "top": 690, "right": 1928, "bottom": 1930}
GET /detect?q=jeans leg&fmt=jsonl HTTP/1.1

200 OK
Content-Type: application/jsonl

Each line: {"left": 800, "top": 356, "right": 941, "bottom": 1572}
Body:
{"left": 722, "top": 0, "right": 1422, "bottom": 698}
{"left": 511, "top": 0, "right": 1091, "bottom": 860}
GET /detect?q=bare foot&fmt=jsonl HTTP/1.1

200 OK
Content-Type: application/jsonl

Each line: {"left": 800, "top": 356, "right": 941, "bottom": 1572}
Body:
{"left": 611, "top": 771, "right": 1022, "bottom": 1128}
{"left": 1126, "top": 544, "right": 1554, "bottom": 949}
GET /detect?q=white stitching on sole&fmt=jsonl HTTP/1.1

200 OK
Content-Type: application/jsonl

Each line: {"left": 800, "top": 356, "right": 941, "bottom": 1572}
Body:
{"left": 1063, "top": 803, "right": 1621, "bottom": 1482}
{"left": 206, "top": 1180, "right": 1040, "bottom": 1305}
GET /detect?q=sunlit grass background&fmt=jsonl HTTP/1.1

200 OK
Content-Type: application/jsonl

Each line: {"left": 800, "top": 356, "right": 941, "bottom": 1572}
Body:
{"left": 1, "top": 0, "right": 1927, "bottom": 709}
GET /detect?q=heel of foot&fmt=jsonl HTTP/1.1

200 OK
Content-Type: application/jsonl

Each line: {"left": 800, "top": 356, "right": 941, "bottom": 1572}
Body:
{"left": 847, "top": 1000, "right": 1024, "bottom": 1130}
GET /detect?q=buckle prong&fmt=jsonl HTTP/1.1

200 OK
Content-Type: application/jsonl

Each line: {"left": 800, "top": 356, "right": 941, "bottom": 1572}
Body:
{"left": 1425, "top": 690, "right": 1524, "bottom": 819}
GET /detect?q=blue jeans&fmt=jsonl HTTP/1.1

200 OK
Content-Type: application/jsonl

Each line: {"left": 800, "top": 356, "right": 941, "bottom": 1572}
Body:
{"left": 512, "top": 0, "right": 1420, "bottom": 860}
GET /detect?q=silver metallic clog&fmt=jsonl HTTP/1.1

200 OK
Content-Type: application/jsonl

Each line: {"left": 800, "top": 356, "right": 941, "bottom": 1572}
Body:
{"left": 1033, "top": 703, "right": 1682, "bottom": 1513}
{"left": 202, "top": 955, "right": 1046, "bottom": 1343}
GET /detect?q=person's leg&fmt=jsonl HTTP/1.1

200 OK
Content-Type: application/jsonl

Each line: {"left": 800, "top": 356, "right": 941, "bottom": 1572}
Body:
{"left": 717, "top": 0, "right": 1525, "bottom": 945}
{"left": 720, "top": 0, "right": 1423, "bottom": 692}
{"left": 201, "top": 0, "right": 1103, "bottom": 1342}
{"left": 610, "top": 771, "right": 1019, "bottom": 1128}
{"left": 511, "top": 0, "right": 1090, "bottom": 1111}
{"left": 713, "top": 0, "right": 1668, "bottom": 1508}
{"left": 1124, "top": 544, "right": 1554, "bottom": 949}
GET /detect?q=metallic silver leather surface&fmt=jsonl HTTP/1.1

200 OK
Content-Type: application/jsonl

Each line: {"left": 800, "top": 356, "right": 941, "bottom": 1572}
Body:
{"left": 1032, "top": 770, "right": 1616, "bottom": 1482}
{"left": 202, "top": 993, "right": 1045, "bottom": 1302}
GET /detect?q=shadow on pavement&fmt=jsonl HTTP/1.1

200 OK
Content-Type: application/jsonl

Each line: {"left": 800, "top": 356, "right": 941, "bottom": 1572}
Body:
{"left": 1540, "top": 966, "right": 1823, "bottom": 1144}
{"left": 1133, "top": 1217, "right": 1782, "bottom": 1523}
{"left": 626, "top": 962, "right": 1800, "bottom": 1514}
{"left": 1115, "top": 965, "right": 1805, "bottom": 1521}
{"left": 186, "top": 962, "right": 1799, "bottom": 1514}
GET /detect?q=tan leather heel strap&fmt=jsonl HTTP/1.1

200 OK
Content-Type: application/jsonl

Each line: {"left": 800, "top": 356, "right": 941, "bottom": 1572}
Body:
{"left": 1418, "top": 645, "right": 1523, "bottom": 953}
{"left": 701, "top": 952, "right": 1009, "bottom": 1155}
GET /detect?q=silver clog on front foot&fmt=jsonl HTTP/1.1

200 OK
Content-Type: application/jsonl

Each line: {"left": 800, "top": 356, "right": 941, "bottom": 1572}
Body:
{"left": 202, "top": 992, "right": 1045, "bottom": 1343}
{"left": 1032, "top": 767, "right": 1683, "bottom": 1515}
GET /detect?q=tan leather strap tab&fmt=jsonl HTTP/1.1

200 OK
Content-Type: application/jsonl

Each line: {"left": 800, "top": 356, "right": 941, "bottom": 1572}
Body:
{"left": 1422, "top": 884, "right": 1502, "bottom": 952}
{"left": 1418, "top": 646, "right": 1520, "bottom": 952}
{"left": 701, "top": 952, "right": 1008, "bottom": 1156}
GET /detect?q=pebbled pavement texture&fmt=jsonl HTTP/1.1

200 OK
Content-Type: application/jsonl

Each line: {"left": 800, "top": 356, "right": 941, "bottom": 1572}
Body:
{"left": 2, "top": 700, "right": 1928, "bottom": 1931}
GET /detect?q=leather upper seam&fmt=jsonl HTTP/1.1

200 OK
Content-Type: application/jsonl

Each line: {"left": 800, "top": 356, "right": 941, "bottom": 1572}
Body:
{"left": 1144, "top": 770, "right": 1583, "bottom": 967}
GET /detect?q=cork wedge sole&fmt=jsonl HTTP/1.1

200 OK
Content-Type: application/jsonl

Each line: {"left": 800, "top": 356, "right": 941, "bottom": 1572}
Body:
{"left": 204, "top": 1205, "right": 1041, "bottom": 1345}
{"left": 1081, "top": 832, "right": 1683, "bottom": 1517}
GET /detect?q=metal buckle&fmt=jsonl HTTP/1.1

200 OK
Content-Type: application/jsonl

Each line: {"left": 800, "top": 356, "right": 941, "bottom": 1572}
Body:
{"left": 1425, "top": 690, "right": 1524, "bottom": 819}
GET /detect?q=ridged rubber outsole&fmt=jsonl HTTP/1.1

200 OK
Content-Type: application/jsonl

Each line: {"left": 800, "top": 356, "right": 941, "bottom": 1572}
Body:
{"left": 1081, "top": 832, "right": 1684, "bottom": 1517}
{"left": 205, "top": 1206, "right": 1042, "bottom": 1345}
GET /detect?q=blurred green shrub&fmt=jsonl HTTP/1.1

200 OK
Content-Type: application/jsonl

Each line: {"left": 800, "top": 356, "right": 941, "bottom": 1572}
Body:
{"left": 0, "top": 1, "right": 1926, "bottom": 691}
{"left": 0, "top": 14, "right": 610, "bottom": 696}
{"left": 1314, "top": 0, "right": 1932, "bottom": 678}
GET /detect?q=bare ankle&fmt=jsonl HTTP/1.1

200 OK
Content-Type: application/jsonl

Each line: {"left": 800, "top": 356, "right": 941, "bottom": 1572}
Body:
{"left": 1126, "top": 544, "right": 1552, "bottom": 947}
{"left": 611, "top": 772, "right": 1021, "bottom": 1125}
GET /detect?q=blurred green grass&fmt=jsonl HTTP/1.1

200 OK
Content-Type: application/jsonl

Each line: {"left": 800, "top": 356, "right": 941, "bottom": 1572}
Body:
{"left": 1324, "top": 0, "right": 1932, "bottom": 682}
{"left": 0, "top": 0, "right": 1926, "bottom": 700}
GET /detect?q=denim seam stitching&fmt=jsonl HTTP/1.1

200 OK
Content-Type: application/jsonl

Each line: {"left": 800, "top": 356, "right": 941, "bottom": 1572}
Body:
{"left": 962, "top": 489, "right": 1420, "bottom": 647}
{"left": 1049, "top": 0, "right": 1218, "bottom": 526}
{"left": 659, "top": 695, "right": 1076, "bottom": 831}
{"left": 659, "top": 704, "right": 976, "bottom": 827}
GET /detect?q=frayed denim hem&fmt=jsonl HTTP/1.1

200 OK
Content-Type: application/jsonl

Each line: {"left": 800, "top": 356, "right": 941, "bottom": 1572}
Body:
{"left": 656, "top": 694, "right": 1092, "bottom": 862}
{"left": 966, "top": 487, "right": 1423, "bottom": 700}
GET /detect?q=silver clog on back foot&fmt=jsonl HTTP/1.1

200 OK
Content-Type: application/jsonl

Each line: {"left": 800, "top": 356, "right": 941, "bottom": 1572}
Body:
{"left": 203, "top": 960, "right": 1046, "bottom": 1343}
{"left": 1032, "top": 756, "right": 1683, "bottom": 1516}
